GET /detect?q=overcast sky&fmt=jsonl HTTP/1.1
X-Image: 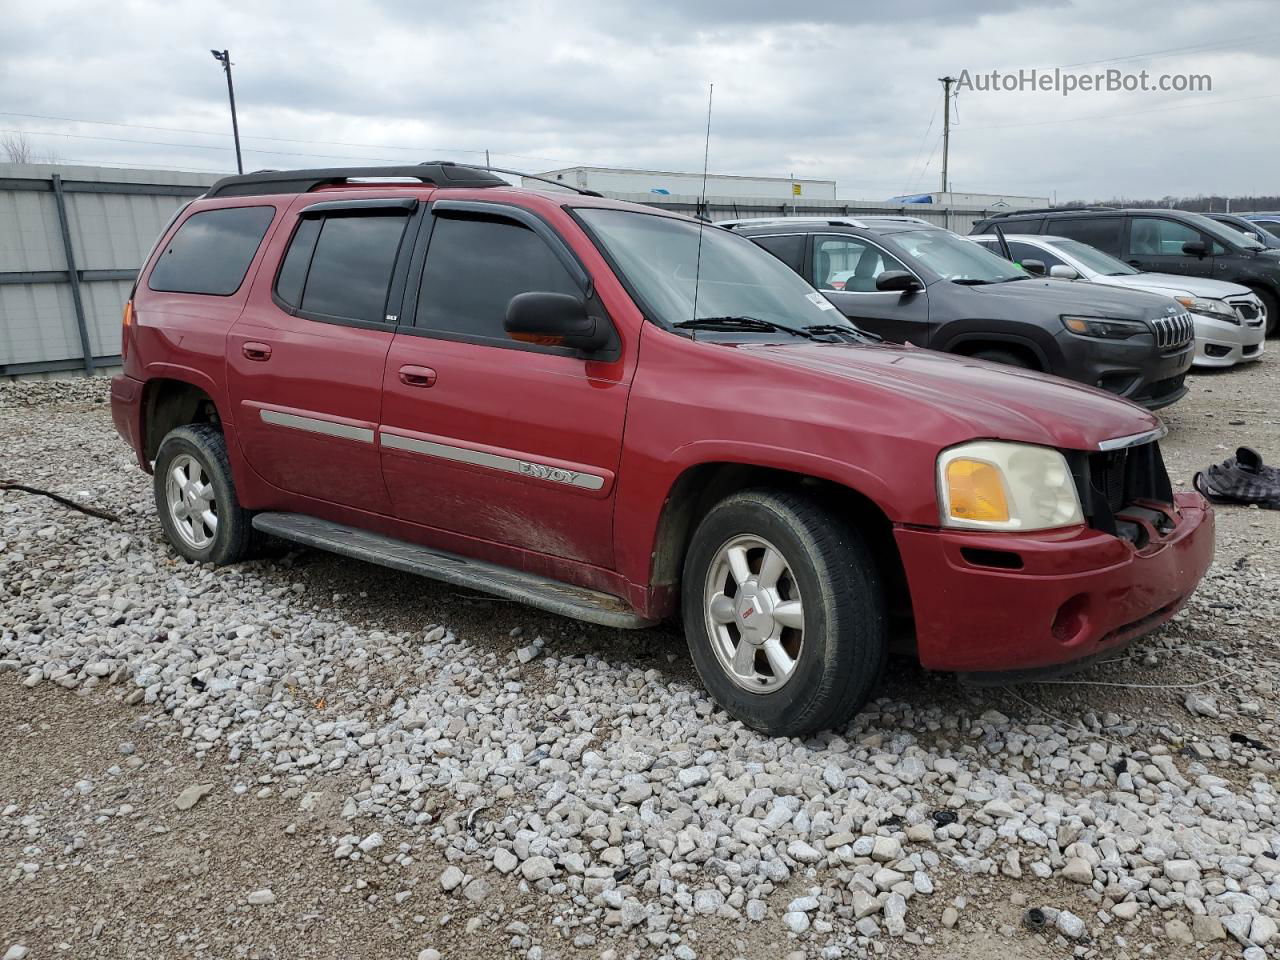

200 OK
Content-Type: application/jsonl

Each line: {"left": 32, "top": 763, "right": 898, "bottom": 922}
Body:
{"left": 2, "top": 0, "right": 1277, "bottom": 201}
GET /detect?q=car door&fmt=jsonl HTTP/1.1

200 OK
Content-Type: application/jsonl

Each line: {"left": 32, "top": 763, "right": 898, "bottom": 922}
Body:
{"left": 379, "top": 200, "right": 631, "bottom": 570}
{"left": 807, "top": 233, "right": 930, "bottom": 345}
{"left": 1124, "top": 215, "right": 1216, "bottom": 278}
{"left": 226, "top": 195, "right": 422, "bottom": 515}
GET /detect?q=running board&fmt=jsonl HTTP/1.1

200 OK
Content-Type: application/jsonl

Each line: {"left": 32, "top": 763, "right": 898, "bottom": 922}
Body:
{"left": 251, "top": 512, "right": 656, "bottom": 630}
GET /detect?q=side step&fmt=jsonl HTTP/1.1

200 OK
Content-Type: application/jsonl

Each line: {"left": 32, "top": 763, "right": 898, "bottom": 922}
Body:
{"left": 251, "top": 512, "right": 656, "bottom": 630}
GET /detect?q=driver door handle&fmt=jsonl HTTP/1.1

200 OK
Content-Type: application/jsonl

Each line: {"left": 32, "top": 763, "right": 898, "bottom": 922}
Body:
{"left": 242, "top": 342, "right": 272, "bottom": 361}
{"left": 399, "top": 364, "right": 437, "bottom": 388}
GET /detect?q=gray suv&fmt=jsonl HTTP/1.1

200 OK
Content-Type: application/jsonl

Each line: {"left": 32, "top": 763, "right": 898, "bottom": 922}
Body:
{"left": 726, "top": 217, "right": 1194, "bottom": 409}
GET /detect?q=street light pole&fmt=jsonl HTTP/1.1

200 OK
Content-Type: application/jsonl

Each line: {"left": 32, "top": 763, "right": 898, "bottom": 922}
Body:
{"left": 210, "top": 49, "right": 243, "bottom": 174}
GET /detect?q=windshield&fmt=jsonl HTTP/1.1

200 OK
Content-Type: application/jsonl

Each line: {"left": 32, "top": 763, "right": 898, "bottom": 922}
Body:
{"left": 575, "top": 208, "right": 857, "bottom": 335}
{"left": 1046, "top": 238, "right": 1138, "bottom": 276}
{"left": 1182, "top": 212, "right": 1265, "bottom": 251}
{"left": 891, "top": 228, "right": 1028, "bottom": 283}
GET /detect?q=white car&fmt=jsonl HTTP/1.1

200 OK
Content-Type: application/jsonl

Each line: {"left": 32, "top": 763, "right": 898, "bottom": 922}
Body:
{"left": 971, "top": 233, "right": 1266, "bottom": 368}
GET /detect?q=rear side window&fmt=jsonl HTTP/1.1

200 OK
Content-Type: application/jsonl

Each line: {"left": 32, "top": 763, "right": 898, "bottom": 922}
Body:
{"left": 1046, "top": 217, "right": 1123, "bottom": 255}
{"left": 148, "top": 206, "right": 275, "bottom": 295}
{"left": 275, "top": 213, "right": 409, "bottom": 324}
{"left": 414, "top": 215, "right": 580, "bottom": 342}
{"left": 752, "top": 234, "right": 806, "bottom": 273}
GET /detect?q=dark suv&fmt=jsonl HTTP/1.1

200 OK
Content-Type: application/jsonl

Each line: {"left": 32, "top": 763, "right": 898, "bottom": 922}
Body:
{"left": 726, "top": 217, "right": 1195, "bottom": 409}
{"left": 971, "top": 207, "right": 1280, "bottom": 334}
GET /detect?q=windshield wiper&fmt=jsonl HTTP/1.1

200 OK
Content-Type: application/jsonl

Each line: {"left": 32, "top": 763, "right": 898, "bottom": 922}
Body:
{"left": 806, "top": 323, "right": 882, "bottom": 343}
{"left": 950, "top": 278, "right": 995, "bottom": 285}
{"left": 995, "top": 275, "right": 1031, "bottom": 282}
{"left": 673, "top": 316, "right": 830, "bottom": 342}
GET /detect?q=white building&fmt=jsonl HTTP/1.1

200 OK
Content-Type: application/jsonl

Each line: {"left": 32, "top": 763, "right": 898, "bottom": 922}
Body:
{"left": 527, "top": 166, "right": 838, "bottom": 201}
{"left": 887, "top": 191, "right": 1049, "bottom": 210}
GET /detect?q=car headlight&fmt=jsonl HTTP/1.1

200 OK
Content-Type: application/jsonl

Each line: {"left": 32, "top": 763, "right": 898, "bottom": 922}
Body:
{"left": 1061, "top": 315, "right": 1150, "bottom": 340}
{"left": 938, "top": 441, "right": 1083, "bottom": 531}
{"left": 1174, "top": 295, "right": 1239, "bottom": 323}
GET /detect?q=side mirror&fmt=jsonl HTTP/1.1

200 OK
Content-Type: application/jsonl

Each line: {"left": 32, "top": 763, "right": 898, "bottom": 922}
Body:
{"left": 504, "top": 292, "right": 610, "bottom": 353}
{"left": 1181, "top": 239, "right": 1208, "bottom": 257}
{"left": 1020, "top": 259, "right": 1046, "bottom": 276}
{"left": 875, "top": 270, "right": 923, "bottom": 293}
{"left": 1049, "top": 264, "right": 1080, "bottom": 280}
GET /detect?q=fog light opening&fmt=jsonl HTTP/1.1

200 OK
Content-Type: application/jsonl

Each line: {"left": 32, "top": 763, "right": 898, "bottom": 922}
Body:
{"left": 1051, "top": 593, "right": 1090, "bottom": 645}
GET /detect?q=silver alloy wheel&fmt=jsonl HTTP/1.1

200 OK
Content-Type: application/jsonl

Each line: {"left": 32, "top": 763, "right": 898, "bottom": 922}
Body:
{"left": 165, "top": 453, "right": 218, "bottom": 550}
{"left": 703, "top": 534, "right": 805, "bottom": 692}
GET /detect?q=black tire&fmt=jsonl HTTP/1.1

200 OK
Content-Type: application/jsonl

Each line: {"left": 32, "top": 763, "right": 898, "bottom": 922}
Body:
{"left": 153, "top": 424, "right": 256, "bottom": 565}
{"left": 1247, "top": 285, "right": 1279, "bottom": 336}
{"left": 681, "top": 488, "right": 887, "bottom": 737}
{"left": 969, "top": 347, "right": 1033, "bottom": 369}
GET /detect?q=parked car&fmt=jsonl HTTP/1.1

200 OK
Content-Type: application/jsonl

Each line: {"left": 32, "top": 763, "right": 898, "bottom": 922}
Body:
{"left": 971, "top": 207, "right": 1280, "bottom": 334}
{"left": 1241, "top": 212, "right": 1280, "bottom": 239}
{"left": 970, "top": 233, "right": 1266, "bottom": 368}
{"left": 1204, "top": 212, "right": 1280, "bottom": 250}
{"left": 725, "top": 216, "right": 1195, "bottom": 408}
{"left": 111, "top": 163, "right": 1214, "bottom": 736}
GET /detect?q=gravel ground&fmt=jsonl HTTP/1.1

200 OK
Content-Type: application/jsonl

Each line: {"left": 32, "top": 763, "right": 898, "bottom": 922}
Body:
{"left": 1, "top": 356, "right": 1279, "bottom": 960}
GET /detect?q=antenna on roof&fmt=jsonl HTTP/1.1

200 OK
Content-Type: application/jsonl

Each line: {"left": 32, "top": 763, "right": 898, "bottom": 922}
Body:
{"left": 691, "top": 82, "right": 714, "bottom": 324}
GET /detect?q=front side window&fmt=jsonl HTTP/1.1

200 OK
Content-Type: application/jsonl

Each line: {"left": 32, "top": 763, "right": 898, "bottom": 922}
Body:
{"left": 148, "top": 205, "right": 275, "bottom": 296}
{"left": 812, "top": 236, "right": 910, "bottom": 291}
{"left": 1128, "top": 217, "right": 1201, "bottom": 256}
{"left": 1005, "top": 240, "right": 1066, "bottom": 269}
{"left": 1045, "top": 238, "right": 1138, "bottom": 276}
{"left": 890, "top": 229, "right": 1027, "bottom": 284}
{"left": 414, "top": 215, "right": 581, "bottom": 342}
{"left": 1046, "top": 217, "right": 1123, "bottom": 255}
{"left": 577, "top": 208, "right": 852, "bottom": 332}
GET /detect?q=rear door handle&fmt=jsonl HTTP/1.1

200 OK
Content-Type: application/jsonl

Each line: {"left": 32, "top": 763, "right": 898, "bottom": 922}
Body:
{"left": 242, "top": 342, "right": 272, "bottom": 361}
{"left": 399, "top": 364, "right": 437, "bottom": 388}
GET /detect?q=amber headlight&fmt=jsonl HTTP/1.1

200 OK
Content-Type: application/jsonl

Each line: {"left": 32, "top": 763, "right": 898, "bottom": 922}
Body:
{"left": 938, "top": 441, "right": 1083, "bottom": 531}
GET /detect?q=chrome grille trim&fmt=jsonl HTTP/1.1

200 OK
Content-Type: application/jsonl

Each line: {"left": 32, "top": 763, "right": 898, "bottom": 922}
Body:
{"left": 1150, "top": 311, "right": 1194, "bottom": 350}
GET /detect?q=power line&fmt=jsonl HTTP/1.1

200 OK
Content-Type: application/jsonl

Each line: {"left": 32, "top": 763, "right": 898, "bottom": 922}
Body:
{"left": 1053, "top": 31, "right": 1279, "bottom": 70}
{"left": 963, "top": 91, "right": 1280, "bottom": 131}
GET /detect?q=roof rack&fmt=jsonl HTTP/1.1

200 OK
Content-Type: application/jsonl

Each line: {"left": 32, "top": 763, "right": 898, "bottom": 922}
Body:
{"left": 205, "top": 161, "right": 508, "bottom": 198}
{"left": 982, "top": 205, "right": 1112, "bottom": 220}
{"left": 719, "top": 214, "right": 938, "bottom": 230}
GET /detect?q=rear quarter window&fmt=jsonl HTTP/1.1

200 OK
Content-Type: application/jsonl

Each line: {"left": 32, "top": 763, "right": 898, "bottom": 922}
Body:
{"left": 147, "top": 205, "right": 276, "bottom": 296}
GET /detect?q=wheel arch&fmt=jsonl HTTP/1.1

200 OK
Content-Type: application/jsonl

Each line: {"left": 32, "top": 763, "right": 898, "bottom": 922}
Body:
{"left": 141, "top": 377, "right": 223, "bottom": 462}
{"left": 647, "top": 461, "right": 914, "bottom": 646}
{"left": 943, "top": 332, "right": 1049, "bottom": 370}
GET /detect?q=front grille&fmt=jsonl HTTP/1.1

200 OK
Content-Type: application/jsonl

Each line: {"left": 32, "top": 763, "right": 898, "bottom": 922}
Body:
{"left": 1150, "top": 311, "right": 1195, "bottom": 350}
{"left": 1228, "top": 296, "right": 1266, "bottom": 327}
{"left": 1069, "top": 441, "right": 1174, "bottom": 537}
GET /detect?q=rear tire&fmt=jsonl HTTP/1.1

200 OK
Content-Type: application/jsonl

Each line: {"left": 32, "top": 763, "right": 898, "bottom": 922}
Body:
{"left": 153, "top": 424, "right": 255, "bottom": 565}
{"left": 969, "top": 347, "right": 1034, "bottom": 369}
{"left": 681, "top": 488, "right": 887, "bottom": 737}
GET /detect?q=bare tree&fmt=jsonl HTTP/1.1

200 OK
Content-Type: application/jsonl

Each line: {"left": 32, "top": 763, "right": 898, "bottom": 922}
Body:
{"left": 0, "top": 131, "right": 63, "bottom": 165}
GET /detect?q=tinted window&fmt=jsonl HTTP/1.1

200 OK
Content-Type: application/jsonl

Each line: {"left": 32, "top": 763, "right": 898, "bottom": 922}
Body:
{"left": 147, "top": 206, "right": 275, "bottom": 296}
{"left": 415, "top": 216, "right": 580, "bottom": 341}
{"left": 752, "top": 234, "right": 806, "bottom": 273}
{"left": 274, "top": 218, "right": 321, "bottom": 308}
{"left": 1006, "top": 240, "right": 1066, "bottom": 268}
{"left": 813, "top": 236, "right": 909, "bottom": 291}
{"left": 1128, "top": 217, "right": 1200, "bottom": 256}
{"left": 1045, "top": 217, "right": 1124, "bottom": 255}
{"left": 300, "top": 215, "right": 408, "bottom": 322}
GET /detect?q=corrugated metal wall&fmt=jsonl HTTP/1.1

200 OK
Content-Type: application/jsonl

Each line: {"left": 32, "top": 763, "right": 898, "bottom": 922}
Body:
{"left": 0, "top": 164, "right": 1003, "bottom": 379}
{"left": 0, "top": 163, "right": 216, "bottom": 377}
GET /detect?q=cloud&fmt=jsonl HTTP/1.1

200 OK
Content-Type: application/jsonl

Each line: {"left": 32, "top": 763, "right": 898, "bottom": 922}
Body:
{"left": 1, "top": 0, "right": 1276, "bottom": 198}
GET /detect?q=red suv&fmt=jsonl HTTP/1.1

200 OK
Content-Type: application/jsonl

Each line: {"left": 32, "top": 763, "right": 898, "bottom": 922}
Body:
{"left": 111, "top": 162, "right": 1215, "bottom": 736}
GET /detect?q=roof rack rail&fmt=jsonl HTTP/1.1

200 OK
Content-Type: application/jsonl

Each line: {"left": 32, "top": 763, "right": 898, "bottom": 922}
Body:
{"left": 982, "top": 205, "right": 1111, "bottom": 219}
{"left": 718, "top": 216, "right": 869, "bottom": 229}
{"left": 856, "top": 215, "right": 934, "bottom": 226}
{"left": 205, "top": 161, "right": 508, "bottom": 198}
{"left": 481, "top": 165, "right": 603, "bottom": 197}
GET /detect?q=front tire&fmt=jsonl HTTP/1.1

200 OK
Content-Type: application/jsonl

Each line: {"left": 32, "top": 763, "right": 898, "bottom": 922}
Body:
{"left": 970, "top": 347, "right": 1033, "bottom": 369}
{"left": 681, "top": 489, "right": 887, "bottom": 737}
{"left": 153, "top": 424, "right": 255, "bottom": 565}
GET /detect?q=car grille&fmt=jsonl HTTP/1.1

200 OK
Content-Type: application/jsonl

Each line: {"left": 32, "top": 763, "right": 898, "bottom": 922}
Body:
{"left": 1069, "top": 441, "right": 1174, "bottom": 538}
{"left": 1150, "top": 311, "right": 1195, "bottom": 349}
{"left": 1228, "top": 296, "right": 1266, "bottom": 327}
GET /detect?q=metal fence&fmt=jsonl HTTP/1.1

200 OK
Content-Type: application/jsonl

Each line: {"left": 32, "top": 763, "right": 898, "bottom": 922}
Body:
{"left": 0, "top": 163, "right": 1003, "bottom": 379}
{"left": 0, "top": 164, "right": 216, "bottom": 378}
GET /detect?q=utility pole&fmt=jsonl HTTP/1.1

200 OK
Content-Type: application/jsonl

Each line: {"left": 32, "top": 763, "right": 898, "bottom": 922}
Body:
{"left": 210, "top": 49, "right": 243, "bottom": 174}
{"left": 939, "top": 76, "right": 955, "bottom": 196}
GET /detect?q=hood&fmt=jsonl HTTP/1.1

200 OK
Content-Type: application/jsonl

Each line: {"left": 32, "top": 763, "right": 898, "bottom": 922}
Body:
{"left": 952, "top": 276, "right": 1176, "bottom": 319}
{"left": 1093, "top": 272, "right": 1254, "bottom": 300}
{"left": 738, "top": 340, "right": 1162, "bottom": 453}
